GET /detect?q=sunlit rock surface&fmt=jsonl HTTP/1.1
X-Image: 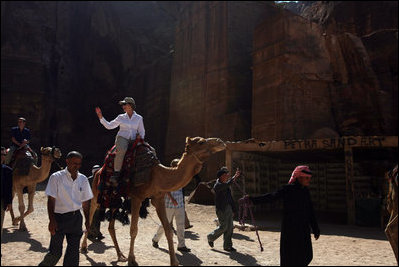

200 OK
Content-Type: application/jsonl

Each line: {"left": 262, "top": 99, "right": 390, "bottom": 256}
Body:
{"left": 1, "top": 1, "right": 397, "bottom": 178}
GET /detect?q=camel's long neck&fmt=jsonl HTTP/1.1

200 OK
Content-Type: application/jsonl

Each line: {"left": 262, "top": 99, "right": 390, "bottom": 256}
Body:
{"left": 156, "top": 153, "right": 202, "bottom": 192}
{"left": 32, "top": 156, "right": 54, "bottom": 183}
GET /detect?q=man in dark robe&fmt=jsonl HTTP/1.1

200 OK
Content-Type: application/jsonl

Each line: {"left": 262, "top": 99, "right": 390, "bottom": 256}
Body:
{"left": 248, "top": 165, "right": 320, "bottom": 266}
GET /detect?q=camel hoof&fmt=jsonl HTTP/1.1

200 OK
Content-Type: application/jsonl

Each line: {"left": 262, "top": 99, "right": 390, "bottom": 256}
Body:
{"left": 80, "top": 247, "right": 88, "bottom": 254}
{"left": 118, "top": 254, "right": 128, "bottom": 262}
{"left": 127, "top": 259, "right": 138, "bottom": 266}
{"left": 18, "top": 226, "right": 27, "bottom": 232}
{"left": 172, "top": 259, "right": 179, "bottom": 266}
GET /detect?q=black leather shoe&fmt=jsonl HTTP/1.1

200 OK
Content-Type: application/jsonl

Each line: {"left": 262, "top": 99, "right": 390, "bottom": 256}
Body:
{"left": 152, "top": 240, "right": 159, "bottom": 248}
{"left": 224, "top": 247, "right": 236, "bottom": 252}
{"left": 87, "top": 234, "right": 97, "bottom": 242}
{"left": 208, "top": 240, "right": 214, "bottom": 248}
{"left": 177, "top": 246, "right": 191, "bottom": 252}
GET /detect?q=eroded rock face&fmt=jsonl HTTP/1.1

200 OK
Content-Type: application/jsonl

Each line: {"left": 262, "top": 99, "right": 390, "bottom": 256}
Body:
{"left": 252, "top": 1, "right": 397, "bottom": 140}
{"left": 252, "top": 9, "right": 336, "bottom": 140}
{"left": 163, "top": 1, "right": 273, "bottom": 179}
{"left": 1, "top": 1, "right": 176, "bottom": 174}
{"left": 282, "top": 1, "right": 316, "bottom": 16}
{"left": 1, "top": 1, "right": 397, "bottom": 176}
{"left": 312, "top": 1, "right": 398, "bottom": 136}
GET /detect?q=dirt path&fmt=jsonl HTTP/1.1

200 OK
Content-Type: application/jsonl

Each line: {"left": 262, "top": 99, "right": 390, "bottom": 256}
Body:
{"left": 1, "top": 190, "right": 397, "bottom": 266}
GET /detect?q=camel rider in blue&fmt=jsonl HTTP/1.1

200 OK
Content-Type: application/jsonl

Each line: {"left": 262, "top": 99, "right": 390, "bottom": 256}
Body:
{"left": 5, "top": 117, "right": 32, "bottom": 165}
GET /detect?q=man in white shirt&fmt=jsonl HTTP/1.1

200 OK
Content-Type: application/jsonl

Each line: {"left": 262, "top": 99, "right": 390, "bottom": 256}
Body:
{"left": 39, "top": 151, "right": 93, "bottom": 266}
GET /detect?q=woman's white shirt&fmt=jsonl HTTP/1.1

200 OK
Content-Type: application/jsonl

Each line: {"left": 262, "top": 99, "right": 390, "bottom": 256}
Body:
{"left": 99, "top": 112, "right": 145, "bottom": 140}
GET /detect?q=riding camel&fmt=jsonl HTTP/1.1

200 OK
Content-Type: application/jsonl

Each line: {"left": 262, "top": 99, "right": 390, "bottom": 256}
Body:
{"left": 385, "top": 164, "right": 398, "bottom": 264}
{"left": 10, "top": 146, "right": 62, "bottom": 231}
{"left": 81, "top": 136, "right": 226, "bottom": 266}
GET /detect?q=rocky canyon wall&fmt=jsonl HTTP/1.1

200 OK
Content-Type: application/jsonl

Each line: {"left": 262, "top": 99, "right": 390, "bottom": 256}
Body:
{"left": 1, "top": 1, "right": 175, "bottom": 174}
{"left": 1, "top": 1, "right": 397, "bottom": 180}
{"left": 164, "top": 1, "right": 273, "bottom": 179}
{"left": 252, "top": 1, "right": 397, "bottom": 140}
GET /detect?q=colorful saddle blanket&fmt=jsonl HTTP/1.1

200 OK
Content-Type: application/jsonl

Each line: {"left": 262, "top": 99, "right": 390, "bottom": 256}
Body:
{"left": 97, "top": 139, "right": 159, "bottom": 216}
{"left": 12, "top": 146, "right": 37, "bottom": 176}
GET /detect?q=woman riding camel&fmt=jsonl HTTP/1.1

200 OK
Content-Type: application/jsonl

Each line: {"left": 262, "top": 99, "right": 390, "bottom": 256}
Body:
{"left": 95, "top": 97, "right": 145, "bottom": 185}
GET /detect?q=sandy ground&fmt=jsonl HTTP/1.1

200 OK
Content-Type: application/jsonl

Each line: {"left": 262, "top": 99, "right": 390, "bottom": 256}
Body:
{"left": 1, "top": 187, "right": 397, "bottom": 266}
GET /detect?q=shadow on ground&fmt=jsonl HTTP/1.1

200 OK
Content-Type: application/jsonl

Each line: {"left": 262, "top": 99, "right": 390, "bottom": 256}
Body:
{"left": 212, "top": 248, "right": 260, "bottom": 266}
{"left": 2, "top": 227, "right": 48, "bottom": 253}
{"left": 236, "top": 212, "right": 390, "bottom": 241}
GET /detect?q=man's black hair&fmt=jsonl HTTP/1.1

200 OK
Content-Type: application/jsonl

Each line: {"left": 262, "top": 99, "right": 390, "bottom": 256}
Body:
{"left": 217, "top": 166, "right": 229, "bottom": 178}
{"left": 66, "top": 151, "right": 83, "bottom": 159}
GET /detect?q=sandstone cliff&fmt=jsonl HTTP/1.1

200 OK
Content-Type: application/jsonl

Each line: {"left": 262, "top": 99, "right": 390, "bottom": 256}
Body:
{"left": 1, "top": 1, "right": 397, "bottom": 178}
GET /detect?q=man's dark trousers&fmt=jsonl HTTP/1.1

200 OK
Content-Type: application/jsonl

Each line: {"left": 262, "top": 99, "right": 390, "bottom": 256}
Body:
{"left": 39, "top": 211, "right": 83, "bottom": 266}
{"left": 207, "top": 205, "right": 233, "bottom": 250}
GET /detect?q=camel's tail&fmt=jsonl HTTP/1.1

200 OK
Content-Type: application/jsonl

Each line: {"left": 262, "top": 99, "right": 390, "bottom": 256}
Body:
{"left": 139, "top": 198, "right": 150, "bottom": 219}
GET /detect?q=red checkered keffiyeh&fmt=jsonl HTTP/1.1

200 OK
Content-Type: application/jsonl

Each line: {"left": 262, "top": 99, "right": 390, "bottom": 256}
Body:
{"left": 288, "top": 165, "right": 312, "bottom": 184}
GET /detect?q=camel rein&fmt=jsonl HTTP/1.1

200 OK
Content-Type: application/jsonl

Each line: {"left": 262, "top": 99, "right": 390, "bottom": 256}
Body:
{"left": 191, "top": 148, "right": 211, "bottom": 164}
{"left": 54, "top": 159, "right": 63, "bottom": 170}
{"left": 192, "top": 152, "right": 203, "bottom": 164}
{"left": 234, "top": 180, "right": 264, "bottom": 252}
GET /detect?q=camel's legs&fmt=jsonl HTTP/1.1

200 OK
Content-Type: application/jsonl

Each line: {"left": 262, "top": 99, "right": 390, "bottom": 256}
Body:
{"left": 127, "top": 197, "right": 143, "bottom": 266}
{"left": 9, "top": 190, "right": 18, "bottom": 226}
{"left": 9, "top": 206, "right": 17, "bottom": 225}
{"left": 385, "top": 214, "right": 398, "bottom": 263}
{"left": 14, "top": 185, "right": 36, "bottom": 231}
{"left": 81, "top": 194, "right": 100, "bottom": 253}
{"left": 13, "top": 186, "right": 34, "bottom": 220}
{"left": 81, "top": 170, "right": 102, "bottom": 253}
{"left": 14, "top": 189, "right": 27, "bottom": 231}
{"left": 26, "top": 185, "right": 35, "bottom": 215}
{"left": 108, "top": 214, "right": 127, "bottom": 262}
{"left": 152, "top": 196, "right": 179, "bottom": 266}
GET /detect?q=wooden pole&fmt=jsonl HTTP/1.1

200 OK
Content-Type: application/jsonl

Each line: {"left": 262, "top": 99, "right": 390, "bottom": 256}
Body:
{"left": 226, "top": 148, "right": 232, "bottom": 175}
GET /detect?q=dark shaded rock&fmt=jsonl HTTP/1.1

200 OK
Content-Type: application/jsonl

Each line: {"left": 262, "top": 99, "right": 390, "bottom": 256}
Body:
{"left": 1, "top": 1, "right": 397, "bottom": 180}
{"left": 1, "top": 1, "right": 177, "bottom": 175}
{"left": 164, "top": 1, "right": 273, "bottom": 179}
{"left": 280, "top": 1, "right": 316, "bottom": 16}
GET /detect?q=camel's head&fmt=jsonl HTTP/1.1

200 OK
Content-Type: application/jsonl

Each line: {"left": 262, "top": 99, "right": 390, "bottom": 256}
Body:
{"left": 387, "top": 164, "right": 398, "bottom": 185}
{"left": 40, "top": 146, "right": 62, "bottom": 160}
{"left": 185, "top": 137, "right": 226, "bottom": 161}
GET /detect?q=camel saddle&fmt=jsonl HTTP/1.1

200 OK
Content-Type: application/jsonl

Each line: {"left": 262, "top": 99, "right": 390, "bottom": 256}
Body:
{"left": 97, "top": 139, "right": 159, "bottom": 211}
{"left": 11, "top": 146, "right": 37, "bottom": 176}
